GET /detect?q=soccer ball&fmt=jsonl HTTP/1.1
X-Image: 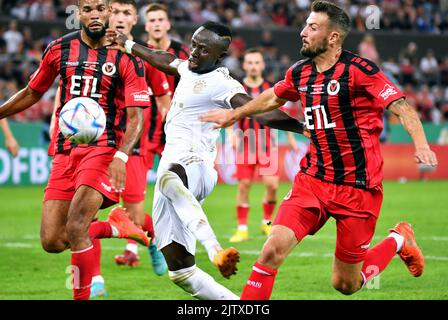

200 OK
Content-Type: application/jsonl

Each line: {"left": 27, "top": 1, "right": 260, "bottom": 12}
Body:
{"left": 59, "top": 97, "right": 106, "bottom": 144}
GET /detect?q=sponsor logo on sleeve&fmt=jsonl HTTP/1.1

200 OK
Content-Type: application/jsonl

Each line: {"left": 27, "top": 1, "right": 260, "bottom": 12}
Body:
{"left": 132, "top": 90, "right": 150, "bottom": 103}
{"left": 379, "top": 84, "right": 398, "bottom": 101}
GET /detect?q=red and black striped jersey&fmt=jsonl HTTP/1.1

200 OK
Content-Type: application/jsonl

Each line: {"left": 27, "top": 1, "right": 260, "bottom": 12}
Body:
{"left": 237, "top": 80, "right": 276, "bottom": 154}
{"left": 274, "top": 50, "right": 404, "bottom": 189}
{"left": 125, "top": 41, "right": 171, "bottom": 156}
{"left": 29, "top": 31, "right": 150, "bottom": 154}
{"left": 145, "top": 39, "right": 189, "bottom": 153}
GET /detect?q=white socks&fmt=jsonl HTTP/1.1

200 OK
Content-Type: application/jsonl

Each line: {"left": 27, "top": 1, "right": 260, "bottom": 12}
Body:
{"left": 91, "top": 275, "right": 104, "bottom": 284}
{"left": 169, "top": 265, "right": 239, "bottom": 300}
{"left": 388, "top": 232, "right": 405, "bottom": 253}
{"left": 126, "top": 243, "right": 139, "bottom": 255}
{"left": 159, "top": 170, "right": 222, "bottom": 262}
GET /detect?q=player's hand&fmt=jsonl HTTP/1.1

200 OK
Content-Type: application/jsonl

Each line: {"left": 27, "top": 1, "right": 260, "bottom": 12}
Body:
{"left": 5, "top": 135, "right": 19, "bottom": 158}
{"left": 414, "top": 146, "right": 438, "bottom": 167}
{"left": 200, "top": 109, "right": 237, "bottom": 129}
{"left": 108, "top": 157, "right": 126, "bottom": 193}
{"left": 106, "top": 28, "right": 126, "bottom": 52}
{"left": 302, "top": 127, "right": 311, "bottom": 138}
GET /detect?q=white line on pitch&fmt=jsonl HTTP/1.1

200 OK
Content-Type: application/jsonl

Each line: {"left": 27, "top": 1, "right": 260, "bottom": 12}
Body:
{"left": 2, "top": 242, "right": 448, "bottom": 261}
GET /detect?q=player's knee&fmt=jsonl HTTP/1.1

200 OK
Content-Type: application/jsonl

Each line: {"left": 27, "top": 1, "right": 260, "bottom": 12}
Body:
{"left": 65, "top": 220, "right": 88, "bottom": 244}
{"left": 238, "top": 180, "right": 251, "bottom": 193}
{"left": 265, "top": 183, "right": 277, "bottom": 197}
{"left": 259, "top": 240, "right": 287, "bottom": 268}
{"left": 41, "top": 237, "right": 67, "bottom": 253}
{"left": 332, "top": 278, "right": 360, "bottom": 295}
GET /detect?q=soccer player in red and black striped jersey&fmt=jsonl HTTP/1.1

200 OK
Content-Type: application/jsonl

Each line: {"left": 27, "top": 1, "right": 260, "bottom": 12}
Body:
{"left": 144, "top": 2, "right": 189, "bottom": 155}
{"left": 201, "top": 1, "right": 438, "bottom": 299}
{"left": 228, "top": 48, "right": 298, "bottom": 243}
{"left": 0, "top": 0, "right": 151, "bottom": 300}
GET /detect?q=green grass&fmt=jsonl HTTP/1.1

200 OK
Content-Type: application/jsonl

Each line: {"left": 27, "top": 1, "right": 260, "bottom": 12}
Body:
{"left": 0, "top": 181, "right": 447, "bottom": 300}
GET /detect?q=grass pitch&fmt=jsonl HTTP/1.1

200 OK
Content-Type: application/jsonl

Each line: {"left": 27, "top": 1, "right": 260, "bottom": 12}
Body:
{"left": 0, "top": 181, "right": 447, "bottom": 300}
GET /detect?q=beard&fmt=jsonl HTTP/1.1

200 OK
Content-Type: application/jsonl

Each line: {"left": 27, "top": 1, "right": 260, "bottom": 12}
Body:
{"left": 82, "top": 22, "right": 107, "bottom": 41}
{"left": 300, "top": 39, "right": 328, "bottom": 58}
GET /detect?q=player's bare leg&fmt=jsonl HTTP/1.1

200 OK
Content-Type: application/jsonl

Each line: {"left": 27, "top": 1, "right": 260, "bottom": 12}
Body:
{"left": 40, "top": 200, "right": 71, "bottom": 253}
{"left": 230, "top": 178, "right": 251, "bottom": 242}
{"left": 261, "top": 175, "right": 278, "bottom": 236}
{"left": 161, "top": 242, "right": 239, "bottom": 300}
{"left": 67, "top": 186, "right": 149, "bottom": 300}
{"left": 241, "top": 225, "right": 298, "bottom": 300}
{"left": 332, "top": 222, "right": 422, "bottom": 296}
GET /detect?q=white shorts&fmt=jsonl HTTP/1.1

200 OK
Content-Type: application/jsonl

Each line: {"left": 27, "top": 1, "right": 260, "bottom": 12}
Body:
{"left": 152, "top": 152, "right": 218, "bottom": 255}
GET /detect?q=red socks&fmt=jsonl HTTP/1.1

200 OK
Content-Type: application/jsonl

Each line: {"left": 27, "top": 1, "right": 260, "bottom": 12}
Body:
{"left": 263, "top": 201, "right": 276, "bottom": 222}
{"left": 361, "top": 237, "right": 397, "bottom": 284}
{"left": 71, "top": 245, "right": 95, "bottom": 300}
{"left": 237, "top": 205, "right": 250, "bottom": 226}
{"left": 143, "top": 213, "right": 154, "bottom": 239}
{"left": 89, "top": 221, "right": 112, "bottom": 239}
{"left": 241, "top": 261, "right": 278, "bottom": 300}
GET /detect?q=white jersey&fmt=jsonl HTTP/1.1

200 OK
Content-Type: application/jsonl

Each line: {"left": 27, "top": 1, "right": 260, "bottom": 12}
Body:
{"left": 162, "top": 60, "right": 246, "bottom": 164}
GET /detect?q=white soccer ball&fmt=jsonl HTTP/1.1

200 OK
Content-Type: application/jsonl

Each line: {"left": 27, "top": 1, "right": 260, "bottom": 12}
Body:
{"left": 59, "top": 97, "right": 106, "bottom": 144}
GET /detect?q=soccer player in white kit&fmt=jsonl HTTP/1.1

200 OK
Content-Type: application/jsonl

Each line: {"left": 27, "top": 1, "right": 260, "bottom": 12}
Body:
{"left": 108, "top": 21, "right": 307, "bottom": 300}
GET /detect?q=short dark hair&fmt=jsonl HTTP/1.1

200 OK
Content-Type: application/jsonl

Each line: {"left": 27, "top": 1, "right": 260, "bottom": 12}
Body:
{"left": 146, "top": 3, "right": 170, "bottom": 19}
{"left": 311, "top": 0, "right": 351, "bottom": 41}
{"left": 243, "top": 47, "right": 263, "bottom": 57}
{"left": 110, "top": 0, "right": 138, "bottom": 11}
{"left": 77, "top": 0, "right": 110, "bottom": 6}
{"left": 201, "top": 21, "right": 232, "bottom": 40}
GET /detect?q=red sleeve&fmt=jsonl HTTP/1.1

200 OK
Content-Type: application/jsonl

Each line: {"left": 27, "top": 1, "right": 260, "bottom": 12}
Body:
{"left": 353, "top": 63, "right": 405, "bottom": 109}
{"left": 28, "top": 42, "right": 59, "bottom": 93}
{"left": 119, "top": 55, "right": 151, "bottom": 108}
{"left": 145, "top": 62, "right": 170, "bottom": 96}
{"left": 179, "top": 44, "right": 190, "bottom": 60}
{"left": 273, "top": 66, "right": 300, "bottom": 102}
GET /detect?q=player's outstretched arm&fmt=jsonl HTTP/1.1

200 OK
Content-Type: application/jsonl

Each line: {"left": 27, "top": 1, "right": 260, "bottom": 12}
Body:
{"left": 201, "top": 88, "right": 286, "bottom": 128}
{"left": 231, "top": 93, "right": 308, "bottom": 135}
{"left": 0, "top": 86, "right": 43, "bottom": 119}
{"left": 108, "top": 106, "right": 144, "bottom": 193}
{"left": 107, "top": 29, "right": 179, "bottom": 77}
{"left": 388, "top": 98, "right": 438, "bottom": 166}
{"left": 0, "top": 119, "right": 19, "bottom": 158}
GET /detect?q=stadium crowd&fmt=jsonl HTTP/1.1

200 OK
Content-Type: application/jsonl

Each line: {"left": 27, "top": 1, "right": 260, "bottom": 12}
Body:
{"left": 0, "top": 0, "right": 448, "bottom": 123}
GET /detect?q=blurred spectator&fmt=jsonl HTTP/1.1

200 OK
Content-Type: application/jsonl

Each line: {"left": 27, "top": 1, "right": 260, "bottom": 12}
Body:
{"left": 3, "top": 20, "right": 23, "bottom": 54}
{"left": 382, "top": 57, "right": 401, "bottom": 80}
{"left": 400, "top": 42, "right": 418, "bottom": 66}
{"left": 416, "top": 85, "right": 435, "bottom": 122}
{"left": 358, "top": 33, "right": 380, "bottom": 65}
{"left": 400, "top": 58, "right": 417, "bottom": 85}
{"left": 439, "top": 56, "right": 448, "bottom": 86}
{"left": 419, "top": 49, "right": 439, "bottom": 86}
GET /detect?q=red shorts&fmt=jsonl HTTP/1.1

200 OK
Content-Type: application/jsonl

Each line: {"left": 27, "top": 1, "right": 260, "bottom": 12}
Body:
{"left": 44, "top": 146, "right": 119, "bottom": 209}
{"left": 274, "top": 172, "right": 383, "bottom": 264}
{"left": 235, "top": 146, "right": 279, "bottom": 180}
{"left": 145, "top": 144, "right": 164, "bottom": 170}
{"left": 121, "top": 155, "right": 148, "bottom": 203}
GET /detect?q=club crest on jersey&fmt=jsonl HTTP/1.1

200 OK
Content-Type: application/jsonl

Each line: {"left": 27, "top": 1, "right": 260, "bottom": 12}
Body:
{"left": 379, "top": 84, "right": 398, "bottom": 101}
{"left": 327, "top": 80, "right": 340, "bottom": 96}
{"left": 102, "top": 62, "right": 116, "bottom": 76}
{"left": 193, "top": 80, "right": 207, "bottom": 94}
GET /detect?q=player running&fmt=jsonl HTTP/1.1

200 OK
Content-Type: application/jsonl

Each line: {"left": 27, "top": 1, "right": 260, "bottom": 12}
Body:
{"left": 75, "top": 0, "right": 170, "bottom": 298}
{"left": 227, "top": 48, "right": 298, "bottom": 243}
{"left": 108, "top": 21, "right": 307, "bottom": 299}
{"left": 0, "top": 0, "right": 150, "bottom": 300}
{"left": 201, "top": 1, "right": 437, "bottom": 299}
